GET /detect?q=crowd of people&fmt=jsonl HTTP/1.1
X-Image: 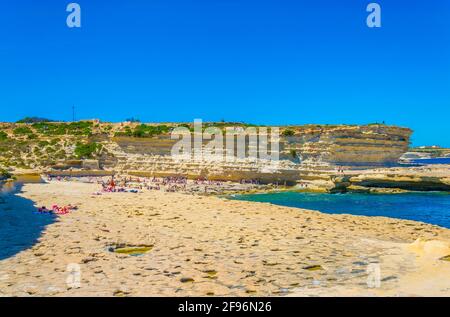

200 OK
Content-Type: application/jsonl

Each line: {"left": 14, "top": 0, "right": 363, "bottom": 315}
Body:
{"left": 240, "top": 179, "right": 261, "bottom": 185}
{"left": 43, "top": 174, "right": 265, "bottom": 195}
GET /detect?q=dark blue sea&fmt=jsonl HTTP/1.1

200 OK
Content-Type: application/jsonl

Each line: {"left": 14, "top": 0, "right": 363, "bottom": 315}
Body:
{"left": 410, "top": 157, "right": 450, "bottom": 165}
{"left": 231, "top": 192, "right": 450, "bottom": 228}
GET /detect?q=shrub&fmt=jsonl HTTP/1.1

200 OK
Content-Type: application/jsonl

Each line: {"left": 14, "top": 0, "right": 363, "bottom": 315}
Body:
{"left": 281, "top": 129, "right": 295, "bottom": 137}
{"left": 67, "top": 121, "right": 93, "bottom": 136}
{"left": 115, "top": 124, "right": 171, "bottom": 138}
{"left": 45, "top": 146, "right": 56, "bottom": 153}
{"left": 0, "top": 131, "right": 8, "bottom": 141}
{"left": 0, "top": 145, "right": 9, "bottom": 153}
{"left": 32, "top": 122, "right": 93, "bottom": 136}
{"left": 38, "top": 140, "right": 49, "bottom": 147}
{"left": 290, "top": 149, "right": 297, "bottom": 159}
{"left": 133, "top": 124, "right": 170, "bottom": 137}
{"left": 32, "top": 122, "right": 65, "bottom": 135}
{"left": 0, "top": 168, "right": 11, "bottom": 179}
{"left": 13, "top": 126, "right": 33, "bottom": 135}
{"left": 114, "top": 126, "right": 133, "bottom": 137}
{"left": 74, "top": 142, "right": 101, "bottom": 159}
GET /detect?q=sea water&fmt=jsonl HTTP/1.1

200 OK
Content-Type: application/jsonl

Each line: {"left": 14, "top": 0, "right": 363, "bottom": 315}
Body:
{"left": 231, "top": 191, "right": 450, "bottom": 229}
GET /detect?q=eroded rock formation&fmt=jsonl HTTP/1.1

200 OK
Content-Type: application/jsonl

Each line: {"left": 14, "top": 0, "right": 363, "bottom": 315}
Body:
{"left": 98, "top": 124, "right": 412, "bottom": 183}
{"left": 282, "top": 125, "right": 411, "bottom": 168}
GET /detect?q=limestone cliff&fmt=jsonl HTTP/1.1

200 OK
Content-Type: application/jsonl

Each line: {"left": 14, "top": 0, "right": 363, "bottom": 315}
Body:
{"left": 282, "top": 125, "right": 411, "bottom": 168}
{"left": 0, "top": 122, "right": 413, "bottom": 184}
{"left": 107, "top": 136, "right": 300, "bottom": 183}
{"left": 102, "top": 124, "right": 411, "bottom": 182}
{"left": 295, "top": 165, "right": 450, "bottom": 193}
{"left": 346, "top": 166, "right": 450, "bottom": 192}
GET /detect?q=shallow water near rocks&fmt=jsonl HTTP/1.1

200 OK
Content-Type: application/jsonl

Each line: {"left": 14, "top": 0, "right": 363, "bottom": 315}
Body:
{"left": 231, "top": 191, "right": 450, "bottom": 229}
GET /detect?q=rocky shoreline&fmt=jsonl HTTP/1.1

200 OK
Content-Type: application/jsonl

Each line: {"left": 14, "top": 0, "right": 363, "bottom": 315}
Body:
{"left": 289, "top": 165, "right": 450, "bottom": 194}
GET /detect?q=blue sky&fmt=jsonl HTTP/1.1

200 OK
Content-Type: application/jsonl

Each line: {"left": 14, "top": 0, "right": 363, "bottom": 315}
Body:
{"left": 0, "top": 0, "right": 449, "bottom": 146}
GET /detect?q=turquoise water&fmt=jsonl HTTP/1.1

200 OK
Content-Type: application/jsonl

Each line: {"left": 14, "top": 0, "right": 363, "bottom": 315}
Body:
{"left": 231, "top": 192, "right": 450, "bottom": 229}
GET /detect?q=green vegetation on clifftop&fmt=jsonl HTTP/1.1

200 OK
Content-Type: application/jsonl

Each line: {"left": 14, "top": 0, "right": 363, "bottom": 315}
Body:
{"left": 0, "top": 131, "right": 8, "bottom": 141}
{"left": 32, "top": 122, "right": 93, "bottom": 136}
{"left": 74, "top": 142, "right": 102, "bottom": 159}
{"left": 114, "top": 124, "right": 170, "bottom": 138}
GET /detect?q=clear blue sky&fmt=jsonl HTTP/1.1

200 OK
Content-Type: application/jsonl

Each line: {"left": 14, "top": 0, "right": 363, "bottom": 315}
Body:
{"left": 1, "top": 0, "right": 449, "bottom": 146}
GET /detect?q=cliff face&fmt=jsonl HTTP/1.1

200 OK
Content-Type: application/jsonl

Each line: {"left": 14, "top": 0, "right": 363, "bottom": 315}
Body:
{"left": 108, "top": 136, "right": 300, "bottom": 183}
{"left": 100, "top": 124, "right": 412, "bottom": 182}
{"left": 293, "top": 165, "right": 450, "bottom": 193}
{"left": 282, "top": 125, "right": 412, "bottom": 168}
{"left": 0, "top": 122, "right": 412, "bottom": 183}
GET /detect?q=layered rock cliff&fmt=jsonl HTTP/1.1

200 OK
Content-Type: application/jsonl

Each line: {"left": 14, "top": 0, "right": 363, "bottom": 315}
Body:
{"left": 282, "top": 125, "right": 412, "bottom": 168}
{"left": 0, "top": 122, "right": 414, "bottom": 185}
{"left": 346, "top": 166, "right": 450, "bottom": 192}
{"left": 101, "top": 124, "right": 412, "bottom": 182}
{"left": 106, "top": 136, "right": 300, "bottom": 183}
{"left": 294, "top": 165, "right": 450, "bottom": 193}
